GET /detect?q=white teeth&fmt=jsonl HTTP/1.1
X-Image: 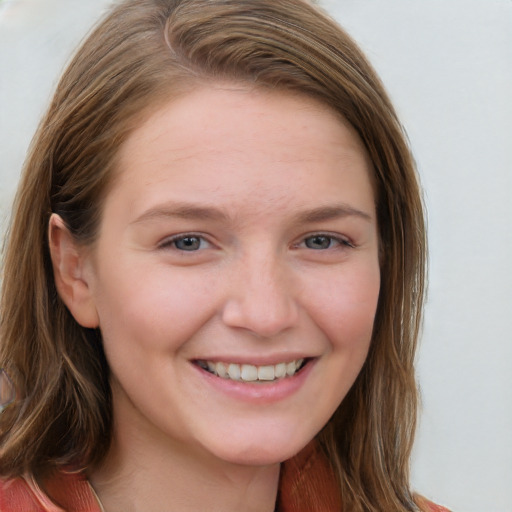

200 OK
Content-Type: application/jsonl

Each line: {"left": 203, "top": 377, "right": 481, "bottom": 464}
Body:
{"left": 241, "top": 364, "right": 258, "bottom": 381}
{"left": 199, "top": 359, "right": 306, "bottom": 382}
{"left": 216, "top": 362, "right": 228, "bottom": 378}
{"left": 227, "top": 363, "right": 241, "bottom": 381}
{"left": 274, "top": 363, "right": 287, "bottom": 378}
{"left": 286, "top": 362, "right": 296, "bottom": 376}
{"left": 258, "top": 365, "right": 275, "bottom": 381}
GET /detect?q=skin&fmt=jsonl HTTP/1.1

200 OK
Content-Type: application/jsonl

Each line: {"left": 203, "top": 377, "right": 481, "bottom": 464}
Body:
{"left": 50, "top": 85, "right": 381, "bottom": 512}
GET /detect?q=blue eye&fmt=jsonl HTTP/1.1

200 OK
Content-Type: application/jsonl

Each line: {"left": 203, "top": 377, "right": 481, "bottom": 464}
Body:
{"left": 160, "top": 235, "right": 209, "bottom": 251}
{"left": 302, "top": 234, "right": 351, "bottom": 250}
{"left": 174, "top": 236, "right": 202, "bottom": 251}
{"left": 304, "top": 235, "right": 333, "bottom": 250}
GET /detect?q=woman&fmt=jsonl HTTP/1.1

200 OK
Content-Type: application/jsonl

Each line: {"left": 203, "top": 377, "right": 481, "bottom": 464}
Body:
{"left": 0, "top": 0, "right": 449, "bottom": 510}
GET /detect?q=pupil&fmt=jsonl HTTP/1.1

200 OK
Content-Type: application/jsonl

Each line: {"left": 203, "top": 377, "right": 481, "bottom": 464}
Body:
{"left": 176, "top": 237, "right": 200, "bottom": 250}
{"left": 306, "top": 236, "right": 330, "bottom": 249}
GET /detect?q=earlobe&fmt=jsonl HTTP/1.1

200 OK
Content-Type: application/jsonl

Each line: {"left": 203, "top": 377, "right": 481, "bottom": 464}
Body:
{"left": 48, "top": 214, "right": 100, "bottom": 328}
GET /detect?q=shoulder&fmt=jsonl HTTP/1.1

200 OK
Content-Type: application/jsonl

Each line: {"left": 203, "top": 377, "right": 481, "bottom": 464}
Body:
{"left": 0, "top": 471, "right": 101, "bottom": 512}
{"left": 0, "top": 476, "right": 48, "bottom": 512}
{"left": 417, "top": 495, "right": 452, "bottom": 512}
{"left": 426, "top": 503, "right": 451, "bottom": 512}
{"left": 279, "top": 441, "right": 341, "bottom": 511}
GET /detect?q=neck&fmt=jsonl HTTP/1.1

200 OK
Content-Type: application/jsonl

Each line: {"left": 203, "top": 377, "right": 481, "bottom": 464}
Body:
{"left": 89, "top": 392, "right": 280, "bottom": 512}
{"left": 90, "top": 456, "right": 279, "bottom": 512}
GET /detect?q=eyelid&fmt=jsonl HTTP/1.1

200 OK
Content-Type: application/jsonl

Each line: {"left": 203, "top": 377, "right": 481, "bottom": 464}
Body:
{"left": 157, "top": 232, "right": 213, "bottom": 251}
{"left": 294, "top": 232, "right": 355, "bottom": 249}
{"left": 156, "top": 231, "right": 354, "bottom": 251}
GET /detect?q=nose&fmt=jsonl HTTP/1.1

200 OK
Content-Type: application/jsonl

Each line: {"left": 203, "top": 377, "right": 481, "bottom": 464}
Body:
{"left": 221, "top": 252, "right": 299, "bottom": 338}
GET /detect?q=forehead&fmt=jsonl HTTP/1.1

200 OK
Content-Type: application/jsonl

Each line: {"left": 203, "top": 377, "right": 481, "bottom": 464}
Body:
{"left": 109, "top": 85, "right": 374, "bottom": 220}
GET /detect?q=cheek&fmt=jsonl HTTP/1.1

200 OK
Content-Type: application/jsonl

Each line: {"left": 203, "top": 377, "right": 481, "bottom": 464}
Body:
{"left": 92, "top": 263, "right": 220, "bottom": 352}
{"left": 304, "top": 261, "right": 380, "bottom": 349}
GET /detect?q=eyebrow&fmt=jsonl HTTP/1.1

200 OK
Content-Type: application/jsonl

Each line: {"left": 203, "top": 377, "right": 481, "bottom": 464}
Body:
{"left": 294, "top": 204, "right": 373, "bottom": 224}
{"left": 131, "top": 204, "right": 230, "bottom": 225}
{"left": 131, "top": 202, "right": 373, "bottom": 226}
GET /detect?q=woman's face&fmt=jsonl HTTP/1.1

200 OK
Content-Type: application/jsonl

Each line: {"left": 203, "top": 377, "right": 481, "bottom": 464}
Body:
{"left": 79, "top": 86, "right": 380, "bottom": 467}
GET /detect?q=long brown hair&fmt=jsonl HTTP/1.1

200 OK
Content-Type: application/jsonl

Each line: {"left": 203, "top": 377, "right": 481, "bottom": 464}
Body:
{"left": 0, "top": 1, "right": 426, "bottom": 510}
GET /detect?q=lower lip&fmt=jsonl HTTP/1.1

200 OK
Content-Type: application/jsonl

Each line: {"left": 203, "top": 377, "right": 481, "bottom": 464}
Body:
{"left": 192, "top": 360, "right": 316, "bottom": 404}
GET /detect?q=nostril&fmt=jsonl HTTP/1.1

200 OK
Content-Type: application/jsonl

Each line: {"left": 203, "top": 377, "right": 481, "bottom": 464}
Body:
{"left": 221, "top": 294, "right": 299, "bottom": 338}
{"left": 221, "top": 258, "right": 299, "bottom": 337}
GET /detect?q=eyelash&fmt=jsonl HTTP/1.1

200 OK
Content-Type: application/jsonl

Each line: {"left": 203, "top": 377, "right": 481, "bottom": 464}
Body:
{"left": 158, "top": 233, "right": 354, "bottom": 252}
{"left": 296, "top": 233, "right": 354, "bottom": 251}
{"left": 158, "top": 233, "right": 211, "bottom": 252}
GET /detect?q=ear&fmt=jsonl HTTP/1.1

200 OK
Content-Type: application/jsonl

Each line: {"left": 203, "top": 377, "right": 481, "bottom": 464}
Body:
{"left": 48, "top": 214, "right": 100, "bottom": 328}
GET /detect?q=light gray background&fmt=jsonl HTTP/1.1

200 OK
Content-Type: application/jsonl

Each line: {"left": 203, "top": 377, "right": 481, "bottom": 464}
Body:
{"left": 1, "top": 1, "right": 511, "bottom": 510}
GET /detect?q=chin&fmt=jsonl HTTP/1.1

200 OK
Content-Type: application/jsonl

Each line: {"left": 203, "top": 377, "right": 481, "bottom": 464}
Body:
{"left": 205, "top": 430, "right": 313, "bottom": 467}
{"left": 217, "top": 449, "right": 296, "bottom": 467}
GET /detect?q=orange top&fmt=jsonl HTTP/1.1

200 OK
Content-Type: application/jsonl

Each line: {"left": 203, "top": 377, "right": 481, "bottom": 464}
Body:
{"left": 0, "top": 442, "right": 449, "bottom": 512}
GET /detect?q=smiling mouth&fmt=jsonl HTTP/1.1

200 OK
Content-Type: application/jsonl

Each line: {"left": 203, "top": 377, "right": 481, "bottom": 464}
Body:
{"left": 196, "top": 359, "right": 308, "bottom": 382}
